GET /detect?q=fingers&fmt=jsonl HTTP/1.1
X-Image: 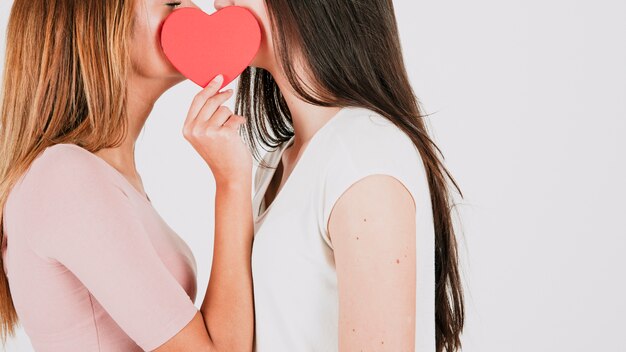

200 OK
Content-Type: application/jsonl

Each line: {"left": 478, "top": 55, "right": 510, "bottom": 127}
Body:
{"left": 184, "top": 74, "right": 225, "bottom": 126}
{"left": 221, "top": 114, "right": 247, "bottom": 130}
{"left": 197, "top": 89, "right": 234, "bottom": 126}
{"left": 204, "top": 105, "right": 234, "bottom": 128}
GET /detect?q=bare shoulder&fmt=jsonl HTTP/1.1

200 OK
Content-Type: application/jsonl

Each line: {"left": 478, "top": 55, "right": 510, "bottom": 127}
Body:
{"left": 328, "top": 174, "right": 416, "bottom": 242}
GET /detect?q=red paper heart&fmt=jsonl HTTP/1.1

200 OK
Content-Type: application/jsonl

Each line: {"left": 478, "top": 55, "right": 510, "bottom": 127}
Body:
{"left": 160, "top": 6, "right": 261, "bottom": 88}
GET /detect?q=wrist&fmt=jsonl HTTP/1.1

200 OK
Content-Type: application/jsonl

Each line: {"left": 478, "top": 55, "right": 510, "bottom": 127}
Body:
{"left": 215, "top": 179, "right": 251, "bottom": 193}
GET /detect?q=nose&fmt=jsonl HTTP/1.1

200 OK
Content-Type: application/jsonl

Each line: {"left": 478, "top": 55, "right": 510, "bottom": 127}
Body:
{"left": 214, "top": 0, "right": 231, "bottom": 11}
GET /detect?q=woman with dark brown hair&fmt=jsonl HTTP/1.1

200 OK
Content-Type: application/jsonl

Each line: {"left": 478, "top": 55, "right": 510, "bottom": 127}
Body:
{"left": 1, "top": 1, "right": 255, "bottom": 351}
{"left": 216, "top": 0, "right": 465, "bottom": 351}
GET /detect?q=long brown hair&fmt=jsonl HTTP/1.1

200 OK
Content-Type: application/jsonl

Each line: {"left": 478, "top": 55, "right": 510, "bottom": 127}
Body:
{"left": 0, "top": 0, "right": 136, "bottom": 343}
{"left": 235, "top": 1, "right": 465, "bottom": 350}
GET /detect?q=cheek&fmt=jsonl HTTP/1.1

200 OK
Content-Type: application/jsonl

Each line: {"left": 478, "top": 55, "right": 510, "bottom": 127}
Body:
{"left": 130, "top": 9, "right": 182, "bottom": 78}
{"left": 233, "top": 1, "right": 275, "bottom": 69}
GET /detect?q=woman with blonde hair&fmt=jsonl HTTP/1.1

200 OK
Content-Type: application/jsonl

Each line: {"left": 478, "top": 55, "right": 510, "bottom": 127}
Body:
{"left": 0, "top": 1, "right": 254, "bottom": 351}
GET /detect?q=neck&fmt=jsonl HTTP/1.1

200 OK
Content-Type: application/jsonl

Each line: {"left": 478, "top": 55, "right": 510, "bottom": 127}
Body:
{"left": 94, "top": 73, "right": 176, "bottom": 180}
{"left": 270, "top": 72, "right": 341, "bottom": 152}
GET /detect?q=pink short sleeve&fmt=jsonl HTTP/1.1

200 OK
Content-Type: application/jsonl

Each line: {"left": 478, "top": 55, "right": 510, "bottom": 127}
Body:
{"left": 25, "top": 147, "right": 198, "bottom": 351}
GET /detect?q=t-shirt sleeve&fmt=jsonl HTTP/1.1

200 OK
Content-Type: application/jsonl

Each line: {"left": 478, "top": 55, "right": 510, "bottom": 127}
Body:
{"left": 318, "top": 132, "right": 423, "bottom": 251}
{"left": 26, "top": 148, "right": 198, "bottom": 351}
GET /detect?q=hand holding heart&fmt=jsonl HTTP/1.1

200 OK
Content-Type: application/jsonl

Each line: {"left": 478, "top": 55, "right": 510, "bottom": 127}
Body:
{"left": 164, "top": 6, "right": 259, "bottom": 184}
{"left": 182, "top": 74, "right": 252, "bottom": 186}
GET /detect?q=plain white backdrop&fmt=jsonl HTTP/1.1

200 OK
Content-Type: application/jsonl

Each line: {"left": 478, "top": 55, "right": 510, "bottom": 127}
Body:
{"left": 1, "top": 0, "right": 625, "bottom": 351}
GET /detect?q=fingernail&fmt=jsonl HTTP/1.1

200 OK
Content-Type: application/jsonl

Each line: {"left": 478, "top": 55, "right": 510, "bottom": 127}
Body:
{"left": 213, "top": 74, "right": 224, "bottom": 84}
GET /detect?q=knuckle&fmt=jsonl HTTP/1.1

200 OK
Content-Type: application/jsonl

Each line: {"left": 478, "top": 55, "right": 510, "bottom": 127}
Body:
{"left": 192, "top": 94, "right": 204, "bottom": 104}
{"left": 182, "top": 127, "right": 192, "bottom": 138}
{"left": 218, "top": 106, "right": 232, "bottom": 115}
{"left": 192, "top": 127, "right": 204, "bottom": 138}
{"left": 208, "top": 95, "right": 223, "bottom": 105}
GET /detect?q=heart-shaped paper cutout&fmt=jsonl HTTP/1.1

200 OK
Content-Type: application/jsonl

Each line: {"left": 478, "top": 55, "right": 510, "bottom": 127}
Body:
{"left": 160, "top": 6, "right": 261, "bottom": 88}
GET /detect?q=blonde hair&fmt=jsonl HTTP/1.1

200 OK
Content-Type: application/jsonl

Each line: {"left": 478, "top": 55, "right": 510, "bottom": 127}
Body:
{"left": 0, "top": 0, "right": 136, "bottom": 342}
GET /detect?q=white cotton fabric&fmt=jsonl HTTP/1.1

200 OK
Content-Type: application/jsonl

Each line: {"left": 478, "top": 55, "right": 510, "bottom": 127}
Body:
{"left": 251, "top": 106, "right": 436, "bottom": 351}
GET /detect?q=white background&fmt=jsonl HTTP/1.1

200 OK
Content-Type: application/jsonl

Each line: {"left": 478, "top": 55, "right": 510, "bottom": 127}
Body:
{"left": 1, "top": 1, "right": 625, "bottom": 351}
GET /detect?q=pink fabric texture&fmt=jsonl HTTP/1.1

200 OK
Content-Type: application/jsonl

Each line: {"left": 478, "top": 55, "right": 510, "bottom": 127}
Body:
{"left": 2, "top": 143, "right": 198, "bottom": 351}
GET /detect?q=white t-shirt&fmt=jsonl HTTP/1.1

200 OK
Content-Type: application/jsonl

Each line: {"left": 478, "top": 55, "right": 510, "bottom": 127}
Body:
{"left": 251, "top": 106, "right": 435, "bottom": 351}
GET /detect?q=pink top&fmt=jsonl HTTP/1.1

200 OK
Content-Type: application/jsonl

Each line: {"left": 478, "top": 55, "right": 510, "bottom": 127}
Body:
{"left": 2, "top": 143, "right": 199, "bottom": 351}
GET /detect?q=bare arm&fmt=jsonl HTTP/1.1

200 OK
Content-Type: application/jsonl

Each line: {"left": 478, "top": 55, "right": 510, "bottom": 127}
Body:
{"left": 329, "top": 175, "right": 417, "bottom": 351}
{"left": 156, "top": 183, "right": 254, "bottom": 352}
{"left": 155, "top": 74, "right": 254, "bottom": 352}
{"left": 201, "top": 182, "right": 254, "bottom": 350}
